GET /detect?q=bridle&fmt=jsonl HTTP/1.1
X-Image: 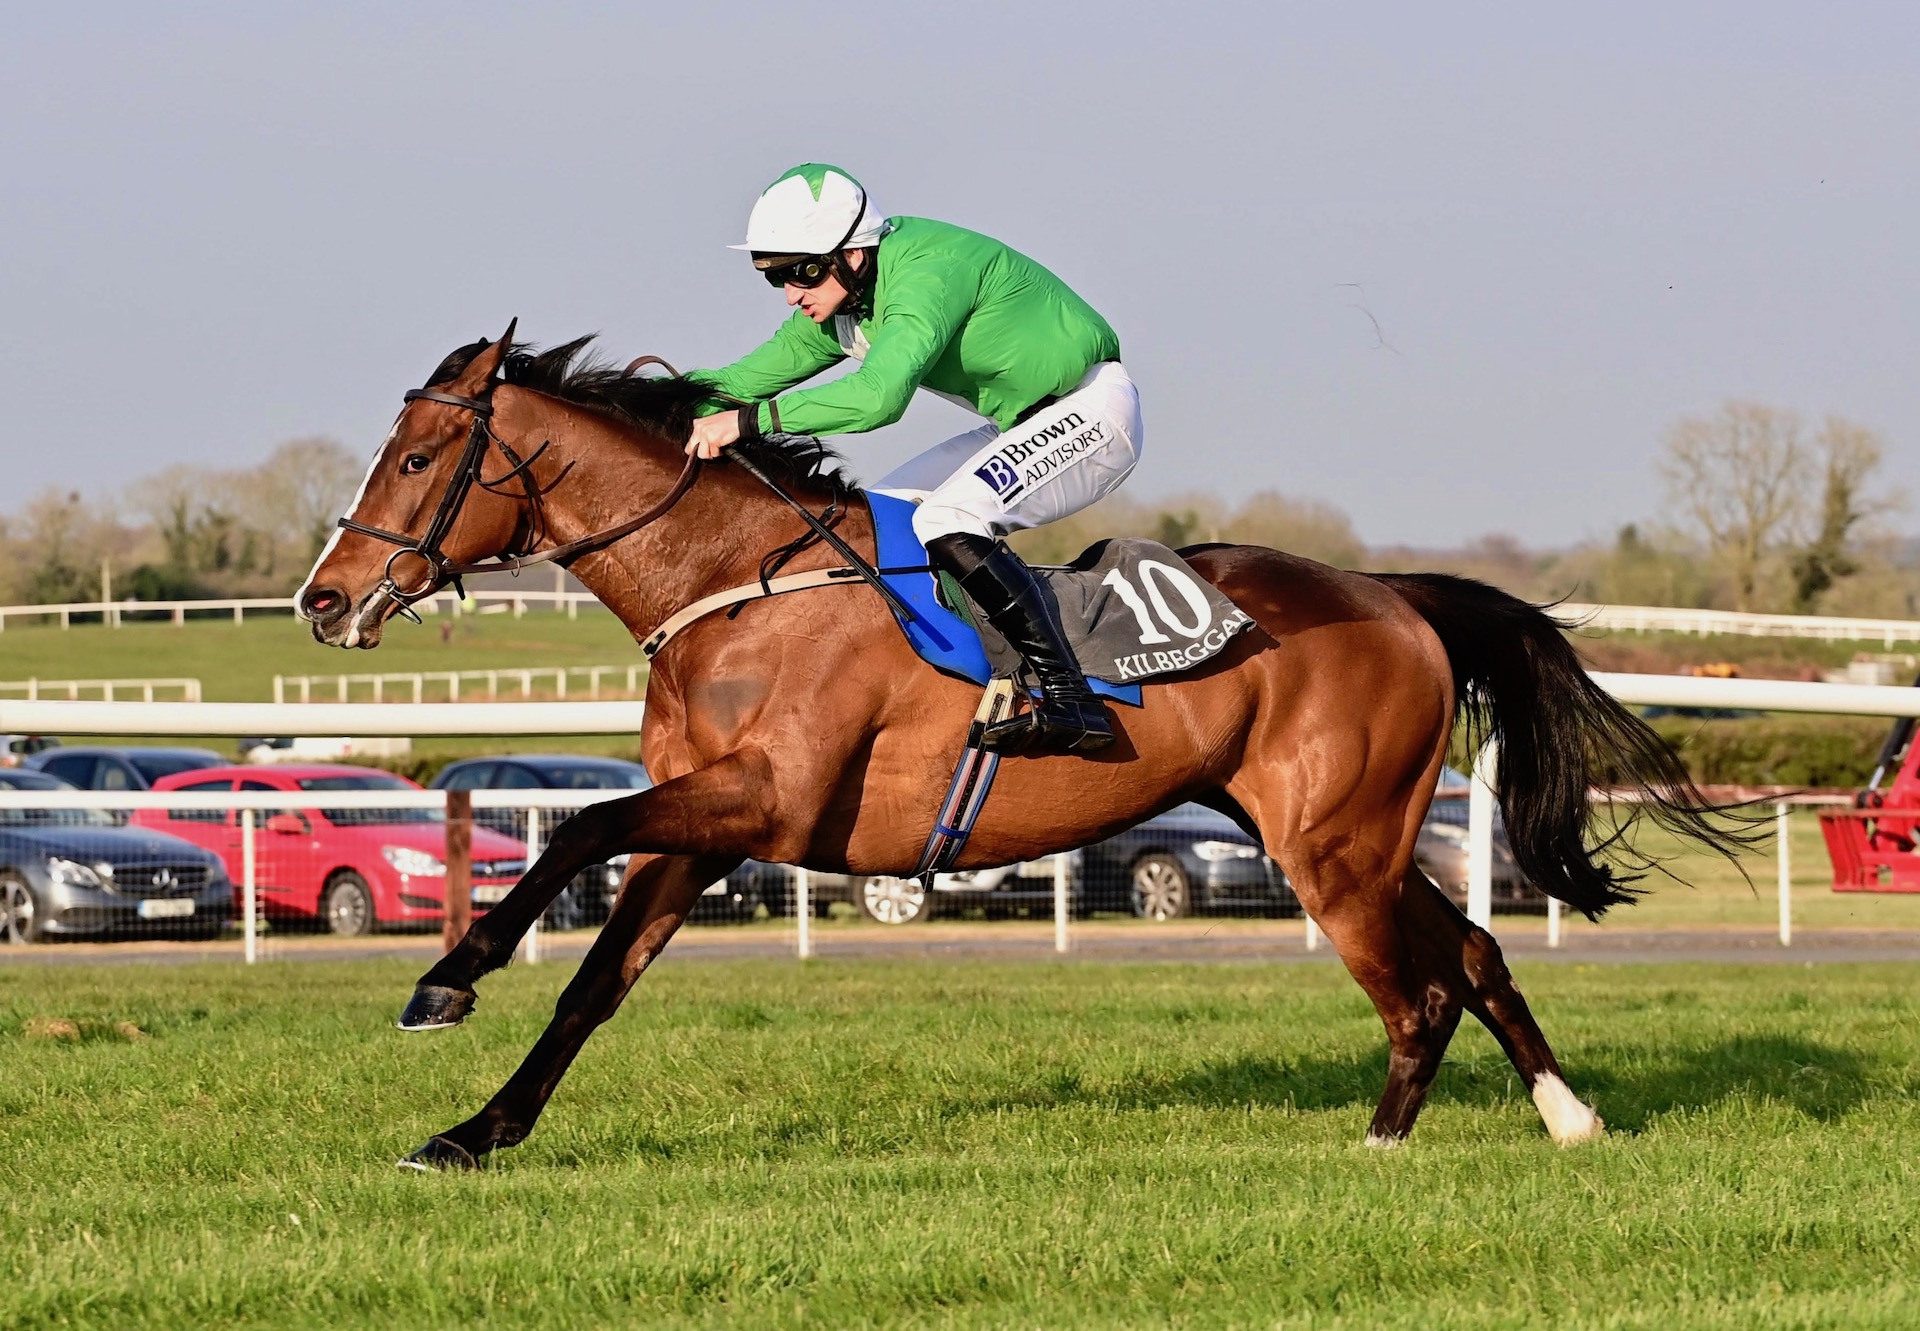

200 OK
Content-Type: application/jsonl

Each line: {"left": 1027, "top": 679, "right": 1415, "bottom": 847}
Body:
{"left": 336, "top": 373, "right": 698, "bottom": 624}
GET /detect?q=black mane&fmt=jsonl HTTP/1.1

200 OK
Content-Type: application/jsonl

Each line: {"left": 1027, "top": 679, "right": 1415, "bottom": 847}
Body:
{"left": 425, "top": 335, "right": 857, "bottom": 502}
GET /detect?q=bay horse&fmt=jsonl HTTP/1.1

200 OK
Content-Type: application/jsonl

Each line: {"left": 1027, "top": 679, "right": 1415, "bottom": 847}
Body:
{"left": 297, "top": 327, "right": 1747, "bottom": 1168}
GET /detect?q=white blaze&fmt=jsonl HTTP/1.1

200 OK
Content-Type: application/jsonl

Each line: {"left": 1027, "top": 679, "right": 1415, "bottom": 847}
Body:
{"left": 295, "top": 413, "right": 404, "bottom": 620}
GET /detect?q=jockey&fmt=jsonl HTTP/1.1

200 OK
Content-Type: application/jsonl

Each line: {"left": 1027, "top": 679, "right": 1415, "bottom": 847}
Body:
{"left": 688, "top": 163, "right": 1143, "bottom": 755}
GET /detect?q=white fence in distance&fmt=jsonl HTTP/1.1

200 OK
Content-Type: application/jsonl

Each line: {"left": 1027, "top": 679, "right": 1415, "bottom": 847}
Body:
{"left": 0, "top": 589, "right": 592, "bottom": 631}
{"left": 0, "top": 677, "right": 202, "bottom": 702}
{"left": 273, "top": 664, "right": 646, "bottom": 704}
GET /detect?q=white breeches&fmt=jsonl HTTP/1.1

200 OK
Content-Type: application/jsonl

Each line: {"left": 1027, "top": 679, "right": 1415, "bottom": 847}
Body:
{"left": 872, "top": 361, "right": 1143, "bottom": 544}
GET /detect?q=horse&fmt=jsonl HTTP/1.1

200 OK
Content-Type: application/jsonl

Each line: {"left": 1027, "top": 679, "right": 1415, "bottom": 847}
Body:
{"left": 296, "top": 326, "right": 1749, "bottom": 1169}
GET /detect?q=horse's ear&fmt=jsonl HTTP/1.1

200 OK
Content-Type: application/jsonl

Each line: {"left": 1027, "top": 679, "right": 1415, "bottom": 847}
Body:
{"left": 448, "top": 317, "right": 519, "bottom": 395}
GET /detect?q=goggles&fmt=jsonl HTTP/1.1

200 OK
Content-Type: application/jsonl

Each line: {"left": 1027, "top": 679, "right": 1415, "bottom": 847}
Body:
{"left": 753, "top": 253, "right": 835, "bottom": 290}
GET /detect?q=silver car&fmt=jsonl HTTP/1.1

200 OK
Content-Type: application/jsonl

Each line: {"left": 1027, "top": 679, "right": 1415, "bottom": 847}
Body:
{"left": 0, "top": 770, "right": 232, "bottom": 943}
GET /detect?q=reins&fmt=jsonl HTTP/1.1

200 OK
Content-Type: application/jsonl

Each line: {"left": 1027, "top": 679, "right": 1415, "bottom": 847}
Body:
{"left": 340, "top": 349, "right": 909, "bottom": 632}
{"left": 629, "top": 356, "right": 914, "bottom": 624}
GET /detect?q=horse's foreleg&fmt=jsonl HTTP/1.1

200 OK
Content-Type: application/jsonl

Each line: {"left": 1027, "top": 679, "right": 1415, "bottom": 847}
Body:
{"left": 401, "top": 851, "right": 738, "bottom": 1170}
{"left": 402, "top": 750, "right": 778, "bottom": 1029}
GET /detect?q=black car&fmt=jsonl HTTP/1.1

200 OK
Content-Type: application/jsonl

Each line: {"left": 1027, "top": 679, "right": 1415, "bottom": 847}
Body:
{"left": 1419, "top": 771, "right": 1538, "bottom": 911}
{"left": 1080, "top": 803, "right": 1296, "bottom": 919}
{"left": 28, "top": 746, "right": 225, "bottom": 792}
{"left": 0, "top": 769, "right": 232, "bottom": 943}
{"left": 429, "top": 755, "right": 758, "bottom": 927}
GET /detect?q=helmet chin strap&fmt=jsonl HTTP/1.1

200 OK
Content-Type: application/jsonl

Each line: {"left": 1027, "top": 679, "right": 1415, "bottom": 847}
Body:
{"left": 832, "top": 246, "right": 878, "bottom": 318}
{"left": 818, "top": 183, "right": 876, "bottom": 317}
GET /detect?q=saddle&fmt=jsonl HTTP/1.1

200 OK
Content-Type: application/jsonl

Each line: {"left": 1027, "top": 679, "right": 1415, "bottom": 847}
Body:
{"left": 867, "top": 492, "right": 1254, "bottom": 703}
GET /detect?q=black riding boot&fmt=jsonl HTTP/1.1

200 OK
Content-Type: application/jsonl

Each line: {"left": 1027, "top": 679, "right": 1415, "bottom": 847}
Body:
{"left": 925, "top": 533, "right": 1115, "bottom": 755}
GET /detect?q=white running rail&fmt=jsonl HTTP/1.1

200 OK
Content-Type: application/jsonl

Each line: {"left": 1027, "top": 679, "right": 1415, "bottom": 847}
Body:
{"left": 6, "top": 589, "right": 1920, "bottom": 643}
{"left": 5, "top": 671, "right": 1920, "bottom": 952}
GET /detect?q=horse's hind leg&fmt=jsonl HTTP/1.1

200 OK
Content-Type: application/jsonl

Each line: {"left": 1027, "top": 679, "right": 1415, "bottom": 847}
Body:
{"left": 401, "top": 852, "right": 738, "bottom": 1170}
{"left": 1398, "top": 868, "right": 1604, "bottom": 1145}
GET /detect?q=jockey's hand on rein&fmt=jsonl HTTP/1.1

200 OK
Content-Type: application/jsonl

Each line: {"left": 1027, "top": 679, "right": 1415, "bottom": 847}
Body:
{"left": 687, "top": 412, "right": 743, "bottom": 460}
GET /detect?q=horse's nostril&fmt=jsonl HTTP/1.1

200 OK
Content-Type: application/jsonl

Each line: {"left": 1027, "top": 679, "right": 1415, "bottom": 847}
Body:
{"left": 303, "top": 587, "right": 344, "bottom": 619}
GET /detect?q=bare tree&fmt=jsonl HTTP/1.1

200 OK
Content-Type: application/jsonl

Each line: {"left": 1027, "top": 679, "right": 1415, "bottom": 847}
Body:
{"left": 1220, "top": 491, "right": 1365, "bottom": 568}
{"left": 251, "top": 437, "right": 364, "bottom": 564}
{"left": 1659, "top": 401, "right": 1808, "bottom": 610}
{"left": 1789, "top": 416, "right": 1903, "bottom": 611}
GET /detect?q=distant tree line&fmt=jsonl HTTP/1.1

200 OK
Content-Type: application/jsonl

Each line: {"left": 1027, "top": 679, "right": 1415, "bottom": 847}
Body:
{"left": 0, "top": 403, "right": 1911, "bottom": 616}
{"left": 0, "top": 438, "right": 363, "bottom": 605}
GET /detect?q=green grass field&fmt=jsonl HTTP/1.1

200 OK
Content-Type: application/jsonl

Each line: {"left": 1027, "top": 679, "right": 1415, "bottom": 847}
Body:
{"left": 4, "top": 956, "right": 1916, "bottom": 1329}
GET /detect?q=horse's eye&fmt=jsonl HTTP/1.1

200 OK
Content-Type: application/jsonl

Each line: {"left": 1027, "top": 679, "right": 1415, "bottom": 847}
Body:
{"left": 401, "top": 454, "right": 431, "bottom": 475}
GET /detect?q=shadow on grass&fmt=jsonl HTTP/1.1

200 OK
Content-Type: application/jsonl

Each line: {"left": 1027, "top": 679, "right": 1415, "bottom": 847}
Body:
{"left": 945, "top": 1034, "right": 1877, "bottom": 1130}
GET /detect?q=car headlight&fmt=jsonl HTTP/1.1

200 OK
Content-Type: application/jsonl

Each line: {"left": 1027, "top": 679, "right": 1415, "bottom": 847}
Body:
{"left": 1192, "top": 840, "right": 1260, "bottom": 862}
{"left": 1425, "top": 824, "right": 1468, "bottom": 845}
{"left": 47, "top": 856, "right": 112, "bottom": 888}
{"left": 381, "top": 846, "right": 445, "bottom": 876}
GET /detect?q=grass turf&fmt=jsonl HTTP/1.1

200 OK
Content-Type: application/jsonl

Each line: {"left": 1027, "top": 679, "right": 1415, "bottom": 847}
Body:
{"left": 4, "top": 956, "right": 1915, "bottom": 1329}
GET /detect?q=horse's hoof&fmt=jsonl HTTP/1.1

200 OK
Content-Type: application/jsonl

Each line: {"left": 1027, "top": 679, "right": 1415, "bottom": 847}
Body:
{"left": 397, "top": 984, "right": 476, "bottom": 1031}
{"left": 396, "top": 1135, "right": 481, "bottom": 1172}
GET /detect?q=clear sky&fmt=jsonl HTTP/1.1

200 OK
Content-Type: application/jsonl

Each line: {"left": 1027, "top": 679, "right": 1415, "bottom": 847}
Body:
{"left": 3, "top": 2, "right": 1913, "bottom": 547}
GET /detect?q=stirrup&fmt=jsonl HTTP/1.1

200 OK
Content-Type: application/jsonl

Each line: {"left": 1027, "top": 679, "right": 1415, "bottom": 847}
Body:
{"left": 980, "top": 692, "right": 1114, "bottom": 756}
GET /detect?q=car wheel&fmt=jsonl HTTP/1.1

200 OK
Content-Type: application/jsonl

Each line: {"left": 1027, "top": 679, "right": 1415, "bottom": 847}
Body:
{"left": 1130, "top": 853, "right": 1192, "bottom": 921}
{"left": 0, "top": 872, "right": 47, "bottom": 944}
{"left": 323, "top": 872, "right": 378, "bottom": 937}
{"left": 856, "top": 875, "right": 929, "bottom": 925}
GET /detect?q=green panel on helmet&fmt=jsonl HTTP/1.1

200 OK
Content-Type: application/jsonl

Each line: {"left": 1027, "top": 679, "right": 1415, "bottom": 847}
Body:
{"left": 769, "top": 163, "right": 857, "bottom": 202}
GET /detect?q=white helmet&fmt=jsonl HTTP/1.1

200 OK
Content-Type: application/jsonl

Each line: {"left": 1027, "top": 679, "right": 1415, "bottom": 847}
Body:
{"left": 730, "top": 163, "right": 889, "bottom": 256}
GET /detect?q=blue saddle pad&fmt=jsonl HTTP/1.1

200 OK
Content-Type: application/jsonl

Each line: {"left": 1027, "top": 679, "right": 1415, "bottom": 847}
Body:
{"left": 868, "top": 491, "right": 1143, "bottom": 706}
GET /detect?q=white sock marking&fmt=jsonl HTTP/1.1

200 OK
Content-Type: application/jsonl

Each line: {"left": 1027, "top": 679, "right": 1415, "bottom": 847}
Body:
{"left": 1531, "top": 1072, "right": 1604, "bottom": 1145}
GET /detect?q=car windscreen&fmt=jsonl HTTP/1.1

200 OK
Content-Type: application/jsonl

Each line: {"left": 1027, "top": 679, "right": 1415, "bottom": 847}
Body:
{"left": 129, "top": 752, "right": 217, "bottom": 782}
{"left": 0, "top": 805, "right": 117, "bottom": 827}
{"left": 544, "top": 767, "right": 651, "bottom": 790}
{"left": 296, "top": 775, "right": 440, "bottom": 825}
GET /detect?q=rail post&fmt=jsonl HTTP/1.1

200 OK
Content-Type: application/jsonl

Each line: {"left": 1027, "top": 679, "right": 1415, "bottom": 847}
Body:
{"left": 519, "top": 805, "right": 543, "bottom": 965}
{"left": 795, "top": 867, "right": 812, "bottom": 959}
{"left": 1305, "top": 915, "right": 1322, "bottom": 951}
{"left": 443, "top": 790, "right": 472, "bottom": 952}
{"left": 1466, "top": 737, "right": 1499, "bottom": 929}
{"left": 1547, "top": 895, "right": 1562, "bottom": 948}
{"left": 1053, "top": 853, "right": 1070, "bottom": 954}
{"left": 241, "top": 808, "right": 258, "bottom": 965}
{"left": 1776, "top": 800, "right": 1792, "bottom": 947}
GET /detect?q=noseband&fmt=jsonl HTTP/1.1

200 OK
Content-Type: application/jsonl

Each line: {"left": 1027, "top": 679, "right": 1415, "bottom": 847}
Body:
{"left": 336, "top": 383, "right": 699, "bottom": 623}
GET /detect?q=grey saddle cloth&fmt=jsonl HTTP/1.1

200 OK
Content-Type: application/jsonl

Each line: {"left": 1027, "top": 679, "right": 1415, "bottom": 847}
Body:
{"left": 964, "top": 539, "right": 1257, "bottom": 685}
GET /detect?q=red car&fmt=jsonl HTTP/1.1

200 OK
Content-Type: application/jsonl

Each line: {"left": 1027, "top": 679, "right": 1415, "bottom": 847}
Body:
{"left": 134, "top": 765, "right": 528, "bottom": 936}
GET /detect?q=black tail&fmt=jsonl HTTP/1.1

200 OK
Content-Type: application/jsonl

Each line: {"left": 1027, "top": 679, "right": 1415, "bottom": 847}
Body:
{"left": 1375, "top": 572, "right": 1763, "bottom": 920}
